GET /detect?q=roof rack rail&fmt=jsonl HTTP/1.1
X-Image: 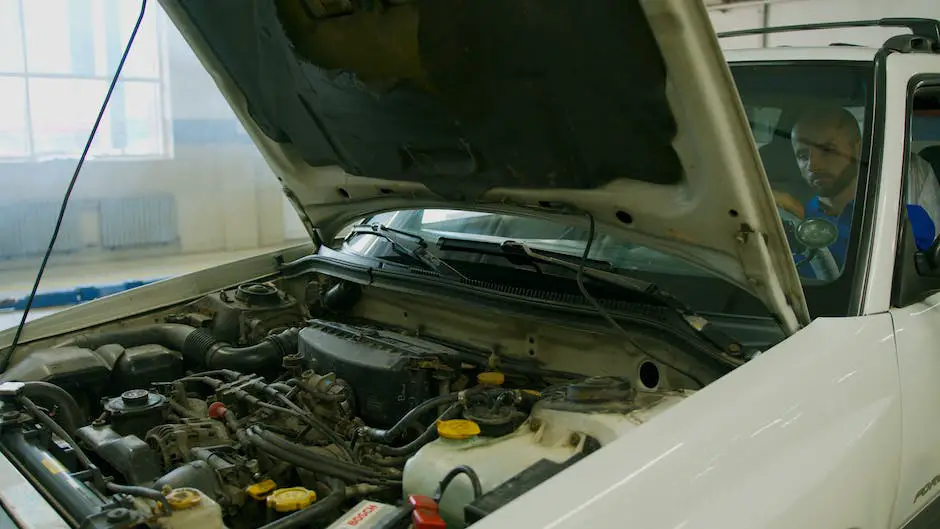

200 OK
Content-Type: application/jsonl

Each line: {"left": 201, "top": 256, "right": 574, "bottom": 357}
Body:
{"left": 717, "top": 18, "right": 940, "bottom": 44}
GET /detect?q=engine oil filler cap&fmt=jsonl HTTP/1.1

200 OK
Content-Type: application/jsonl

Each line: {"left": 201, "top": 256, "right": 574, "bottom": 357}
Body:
{"left": 166, "top": 488, "right": 202, "bottom": 510}
{"left": 267, "top": 487, "right": 317, "bottom": 512}
{"left": 246, "top": 479, "right": 277, "bottom": 500}
{"left": 476, "top": 372, "right": 505, "bottom": 386}
{"left": 437, "top": 419, "right": 481, "bottom": 440}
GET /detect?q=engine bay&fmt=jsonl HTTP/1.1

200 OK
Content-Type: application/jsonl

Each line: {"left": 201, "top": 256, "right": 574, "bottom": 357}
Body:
{"left": 0, "top": 275, "right": 704, "bottom": 529}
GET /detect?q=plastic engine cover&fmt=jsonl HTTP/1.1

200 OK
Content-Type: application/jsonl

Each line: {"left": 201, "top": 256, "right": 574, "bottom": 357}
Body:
{"left": 298, "top": 320, "right": 461, "bottom": 427}
{"left": 402, "top": 391, "right": 690, "bottom": 528}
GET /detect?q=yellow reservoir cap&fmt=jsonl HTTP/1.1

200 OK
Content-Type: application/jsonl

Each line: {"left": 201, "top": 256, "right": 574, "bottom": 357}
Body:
{"left": 267, "top": 487, "right": 318, "bottom": 512}
{"left": 437, "top": 419, "right": 481, "bottom": 440}
{"left": 477, "top": 372, "right": 505, "bottom": 386}
{"left": 246, "top": 479, "right": 277, "bottom": 500}
{"left": 166, "top": 488, "right": 202, "bottom": 510}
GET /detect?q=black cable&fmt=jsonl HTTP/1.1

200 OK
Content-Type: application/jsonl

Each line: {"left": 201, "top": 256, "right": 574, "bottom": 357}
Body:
{"left": 575, "top": 213, "right": 705, "bottom": 388}
{"left": 18, "top": 396, "right": 97, "bottom": 472}
{"left": 0, "top": 0, "right": 148, "bottom": 372}
{"left": 434, "top": 465, "right": 483, "bottom": 502}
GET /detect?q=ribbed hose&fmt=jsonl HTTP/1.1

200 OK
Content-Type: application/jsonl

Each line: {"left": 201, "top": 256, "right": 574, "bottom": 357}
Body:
{"left": 257, "top": 477, "right": 345, "bottom": 529}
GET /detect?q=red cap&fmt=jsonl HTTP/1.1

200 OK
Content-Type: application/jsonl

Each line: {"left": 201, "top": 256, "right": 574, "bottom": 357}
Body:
{"left": 409, "top": 496, "right": 446, "bottom": 529}
{"left": 207, "top": 401, "right": 228, "bottom": 420}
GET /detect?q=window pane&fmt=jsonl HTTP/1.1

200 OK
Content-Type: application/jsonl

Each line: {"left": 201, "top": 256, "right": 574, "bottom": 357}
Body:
{"left": 29, "top": 78, "right": 114, "bottom": 158}
{"left": 0, "top": 77, "right": 29, "bottom": 157}
{"left": 120, "top": 81, "right": 162, "bottom": 155}
{"left": 116, "top": 0, "right": 160, "bottom": 78}
{"left": 23, "top": 0, "right": 73, "bottom": 74}
{"left": 0, "top": 0, "right": 24, "bottom": 73}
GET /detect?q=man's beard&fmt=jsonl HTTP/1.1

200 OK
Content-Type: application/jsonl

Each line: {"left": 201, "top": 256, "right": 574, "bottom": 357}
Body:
{"left": 814, "top": 165, "right": 856, "bottom": 198}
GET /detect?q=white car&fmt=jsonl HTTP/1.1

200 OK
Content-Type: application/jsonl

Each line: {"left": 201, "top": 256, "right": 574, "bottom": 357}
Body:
{"left": 2, "top": 1, "right": 940, "bottom": 528}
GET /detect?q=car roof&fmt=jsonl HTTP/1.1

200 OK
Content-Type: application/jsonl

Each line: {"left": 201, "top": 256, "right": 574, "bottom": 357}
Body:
{"left": 723, "top": 46, "right": 878, "bottom": 63}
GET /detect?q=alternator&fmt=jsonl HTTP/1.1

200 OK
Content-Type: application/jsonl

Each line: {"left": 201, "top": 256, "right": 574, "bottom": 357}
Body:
{"left": 146, "top": 419, "right": 231, "bottom": 469}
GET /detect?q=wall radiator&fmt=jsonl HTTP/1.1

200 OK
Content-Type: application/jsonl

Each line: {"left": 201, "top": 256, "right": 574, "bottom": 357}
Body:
{"left": 99, "top": 195, "right": 179, "bottom": 250}
{"left": 0, "top": 195, "right": 179, "bottom": 260}
{"left": 0, "top": 202, "right": 83, "bottom": 259}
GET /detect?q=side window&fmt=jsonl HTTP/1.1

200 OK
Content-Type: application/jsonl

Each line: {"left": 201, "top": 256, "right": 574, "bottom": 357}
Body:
{"left": 891, "top": 82, "right": 940, "bottom": 307}
{"left": 904, "top": 88, "right": 940, "bottom": 251}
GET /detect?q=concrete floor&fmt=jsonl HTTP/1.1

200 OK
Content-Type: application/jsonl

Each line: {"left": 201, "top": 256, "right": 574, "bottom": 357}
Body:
{"left": 0, "top": 245, "right": 295, "bottom": 331}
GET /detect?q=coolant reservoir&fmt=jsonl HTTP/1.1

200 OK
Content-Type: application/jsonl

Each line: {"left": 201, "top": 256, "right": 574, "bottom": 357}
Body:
{"left": 156, "top": 488, "right": 226, "bottom": 529}
{"left": 402, "top": 390, "right": 689, "bottom": 528}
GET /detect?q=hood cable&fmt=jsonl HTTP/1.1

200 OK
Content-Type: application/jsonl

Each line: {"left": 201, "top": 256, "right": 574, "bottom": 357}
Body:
{"left": 1, "top": 0, "right": 148, "bottom": 371}
{"left": 576, "top": 213, "right": 705, "bottom": 388}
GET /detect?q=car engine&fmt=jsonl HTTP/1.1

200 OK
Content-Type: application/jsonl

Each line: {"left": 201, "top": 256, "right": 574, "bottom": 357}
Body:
{"left": 0, "top": 280, "right": 693, "bottom": 529}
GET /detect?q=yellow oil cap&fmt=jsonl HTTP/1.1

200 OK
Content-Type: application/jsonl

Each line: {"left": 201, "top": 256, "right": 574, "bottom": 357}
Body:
{"left": 166, "top": 488, "right": 202, "bottom": 510}
{"left": 267, "top": 487, "right": 317, "bottom": 512}
{"left": 477, "top": 371, "right": 505, "bottom": 386}
{"left": 437, "top": 419, "right": 481, "bottom": 440}
{"left": 246, "top": 479, "right": 277, "bottom": 500}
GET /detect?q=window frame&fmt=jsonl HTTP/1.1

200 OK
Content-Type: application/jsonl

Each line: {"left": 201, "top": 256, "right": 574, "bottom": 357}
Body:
{"left": 0, "top": 0, "right": 171, "bottom": 163}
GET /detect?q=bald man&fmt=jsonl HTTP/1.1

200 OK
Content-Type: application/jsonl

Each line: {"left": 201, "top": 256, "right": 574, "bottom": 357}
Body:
{"left": 789, "top": 105, "right": 936, "bottom": 273}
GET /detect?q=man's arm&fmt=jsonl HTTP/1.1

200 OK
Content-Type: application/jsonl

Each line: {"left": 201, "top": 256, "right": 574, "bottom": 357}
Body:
{"left": 905, "top": 204, "right": 936, "bottom": 251}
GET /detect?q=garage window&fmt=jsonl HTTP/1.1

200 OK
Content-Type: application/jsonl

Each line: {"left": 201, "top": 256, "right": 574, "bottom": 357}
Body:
{"left": 0, "top": 0, "right": 169, "bottom": 161}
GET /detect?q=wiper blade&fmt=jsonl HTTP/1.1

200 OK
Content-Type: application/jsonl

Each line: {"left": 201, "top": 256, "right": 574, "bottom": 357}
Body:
{"left": 439, "top": 237, "right": 743, "bottom": 358}
{"left": 347, "top": 224, "right": 467, "bottom": 280}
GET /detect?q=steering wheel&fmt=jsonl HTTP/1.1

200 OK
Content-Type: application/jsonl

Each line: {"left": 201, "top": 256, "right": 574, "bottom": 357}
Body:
{"left": 776, "top": 206, "right": 841, "bottom": 282}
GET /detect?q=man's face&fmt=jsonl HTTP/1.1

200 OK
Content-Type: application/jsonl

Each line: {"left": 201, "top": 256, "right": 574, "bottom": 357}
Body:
{"left": 791, "top": 118, "right": 860, "bottom": 198}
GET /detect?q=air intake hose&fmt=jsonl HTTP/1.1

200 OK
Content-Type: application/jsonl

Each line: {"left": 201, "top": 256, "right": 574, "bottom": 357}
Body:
{"left": 57, "top": 324, "right": 299, "bottom": 373}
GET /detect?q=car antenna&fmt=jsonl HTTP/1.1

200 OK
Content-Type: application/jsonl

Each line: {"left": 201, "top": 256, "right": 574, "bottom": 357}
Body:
{"left": 0, "top": 0, "right": 148, "bottom": 371}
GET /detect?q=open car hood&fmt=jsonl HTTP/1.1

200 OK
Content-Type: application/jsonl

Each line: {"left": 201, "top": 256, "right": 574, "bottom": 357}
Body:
{"left": 158, "top": 0, "right": 810, "bottom": 332}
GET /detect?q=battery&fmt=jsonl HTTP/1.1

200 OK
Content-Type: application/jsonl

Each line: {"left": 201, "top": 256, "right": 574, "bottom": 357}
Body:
{"left": 326, "top": 500, "right": 398, "bottom": 529}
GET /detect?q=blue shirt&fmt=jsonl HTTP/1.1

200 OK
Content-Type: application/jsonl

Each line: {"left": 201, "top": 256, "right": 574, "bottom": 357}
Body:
{"left": 796, "top": 198, "right": 935, "bottom": 276}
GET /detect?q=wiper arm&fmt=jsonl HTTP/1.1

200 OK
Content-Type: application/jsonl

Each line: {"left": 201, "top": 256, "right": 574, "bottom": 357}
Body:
{"left": 347, "top": 224, "right": 467, "bottom": 280}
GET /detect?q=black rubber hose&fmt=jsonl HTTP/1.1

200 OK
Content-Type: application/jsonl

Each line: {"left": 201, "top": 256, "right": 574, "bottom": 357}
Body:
{"left": 106, "top": 483, "right": 169, "bottom": 508}
{"left": 255, "top": 428, "right": 393, "bottom": 480}
{"left": 375, "top": 403, "right": 462, "bottom": 457}
{"left": 243, "top": 431, "right": 398, "bottom": 486}
{"left": 55, "top": 324, "right": 298, "bottom": 373}
{"left": 258, "top": 477, "right": 345, "bottom": 529}
{"left": 434, "top": 465, "right": 483, "bottom": 502}
{"left": 358, "top": 393, "right": 460, "bottom": 443}
{"left": 17, "top": 381, "right": 84, "bottom": 435}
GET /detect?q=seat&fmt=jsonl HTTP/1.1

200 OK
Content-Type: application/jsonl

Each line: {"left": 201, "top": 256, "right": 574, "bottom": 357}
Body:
{"left": 758, "top": 136, "right": 815, "bottom": 206}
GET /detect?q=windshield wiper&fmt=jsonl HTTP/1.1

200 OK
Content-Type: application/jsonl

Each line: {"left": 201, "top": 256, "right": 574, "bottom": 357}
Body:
{"left": 437, "top": 237, "right": 744, "bottom": 359}
{"left": 347, "top": 224, "right": 467, "bottom": 280}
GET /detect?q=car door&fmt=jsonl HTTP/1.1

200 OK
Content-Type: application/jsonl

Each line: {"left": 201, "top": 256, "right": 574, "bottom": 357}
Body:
{"left": 880, "top": 54, "right": 940, "bottom": 529}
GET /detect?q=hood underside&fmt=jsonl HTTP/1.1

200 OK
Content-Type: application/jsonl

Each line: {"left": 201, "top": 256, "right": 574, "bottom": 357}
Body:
{"left": 158, "top": 0, "right": 810, "bottom": 331}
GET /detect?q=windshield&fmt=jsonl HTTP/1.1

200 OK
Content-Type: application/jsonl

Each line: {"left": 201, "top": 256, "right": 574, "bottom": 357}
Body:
{"left": 341, "top": 62, "right": 874, "bottom": 319}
